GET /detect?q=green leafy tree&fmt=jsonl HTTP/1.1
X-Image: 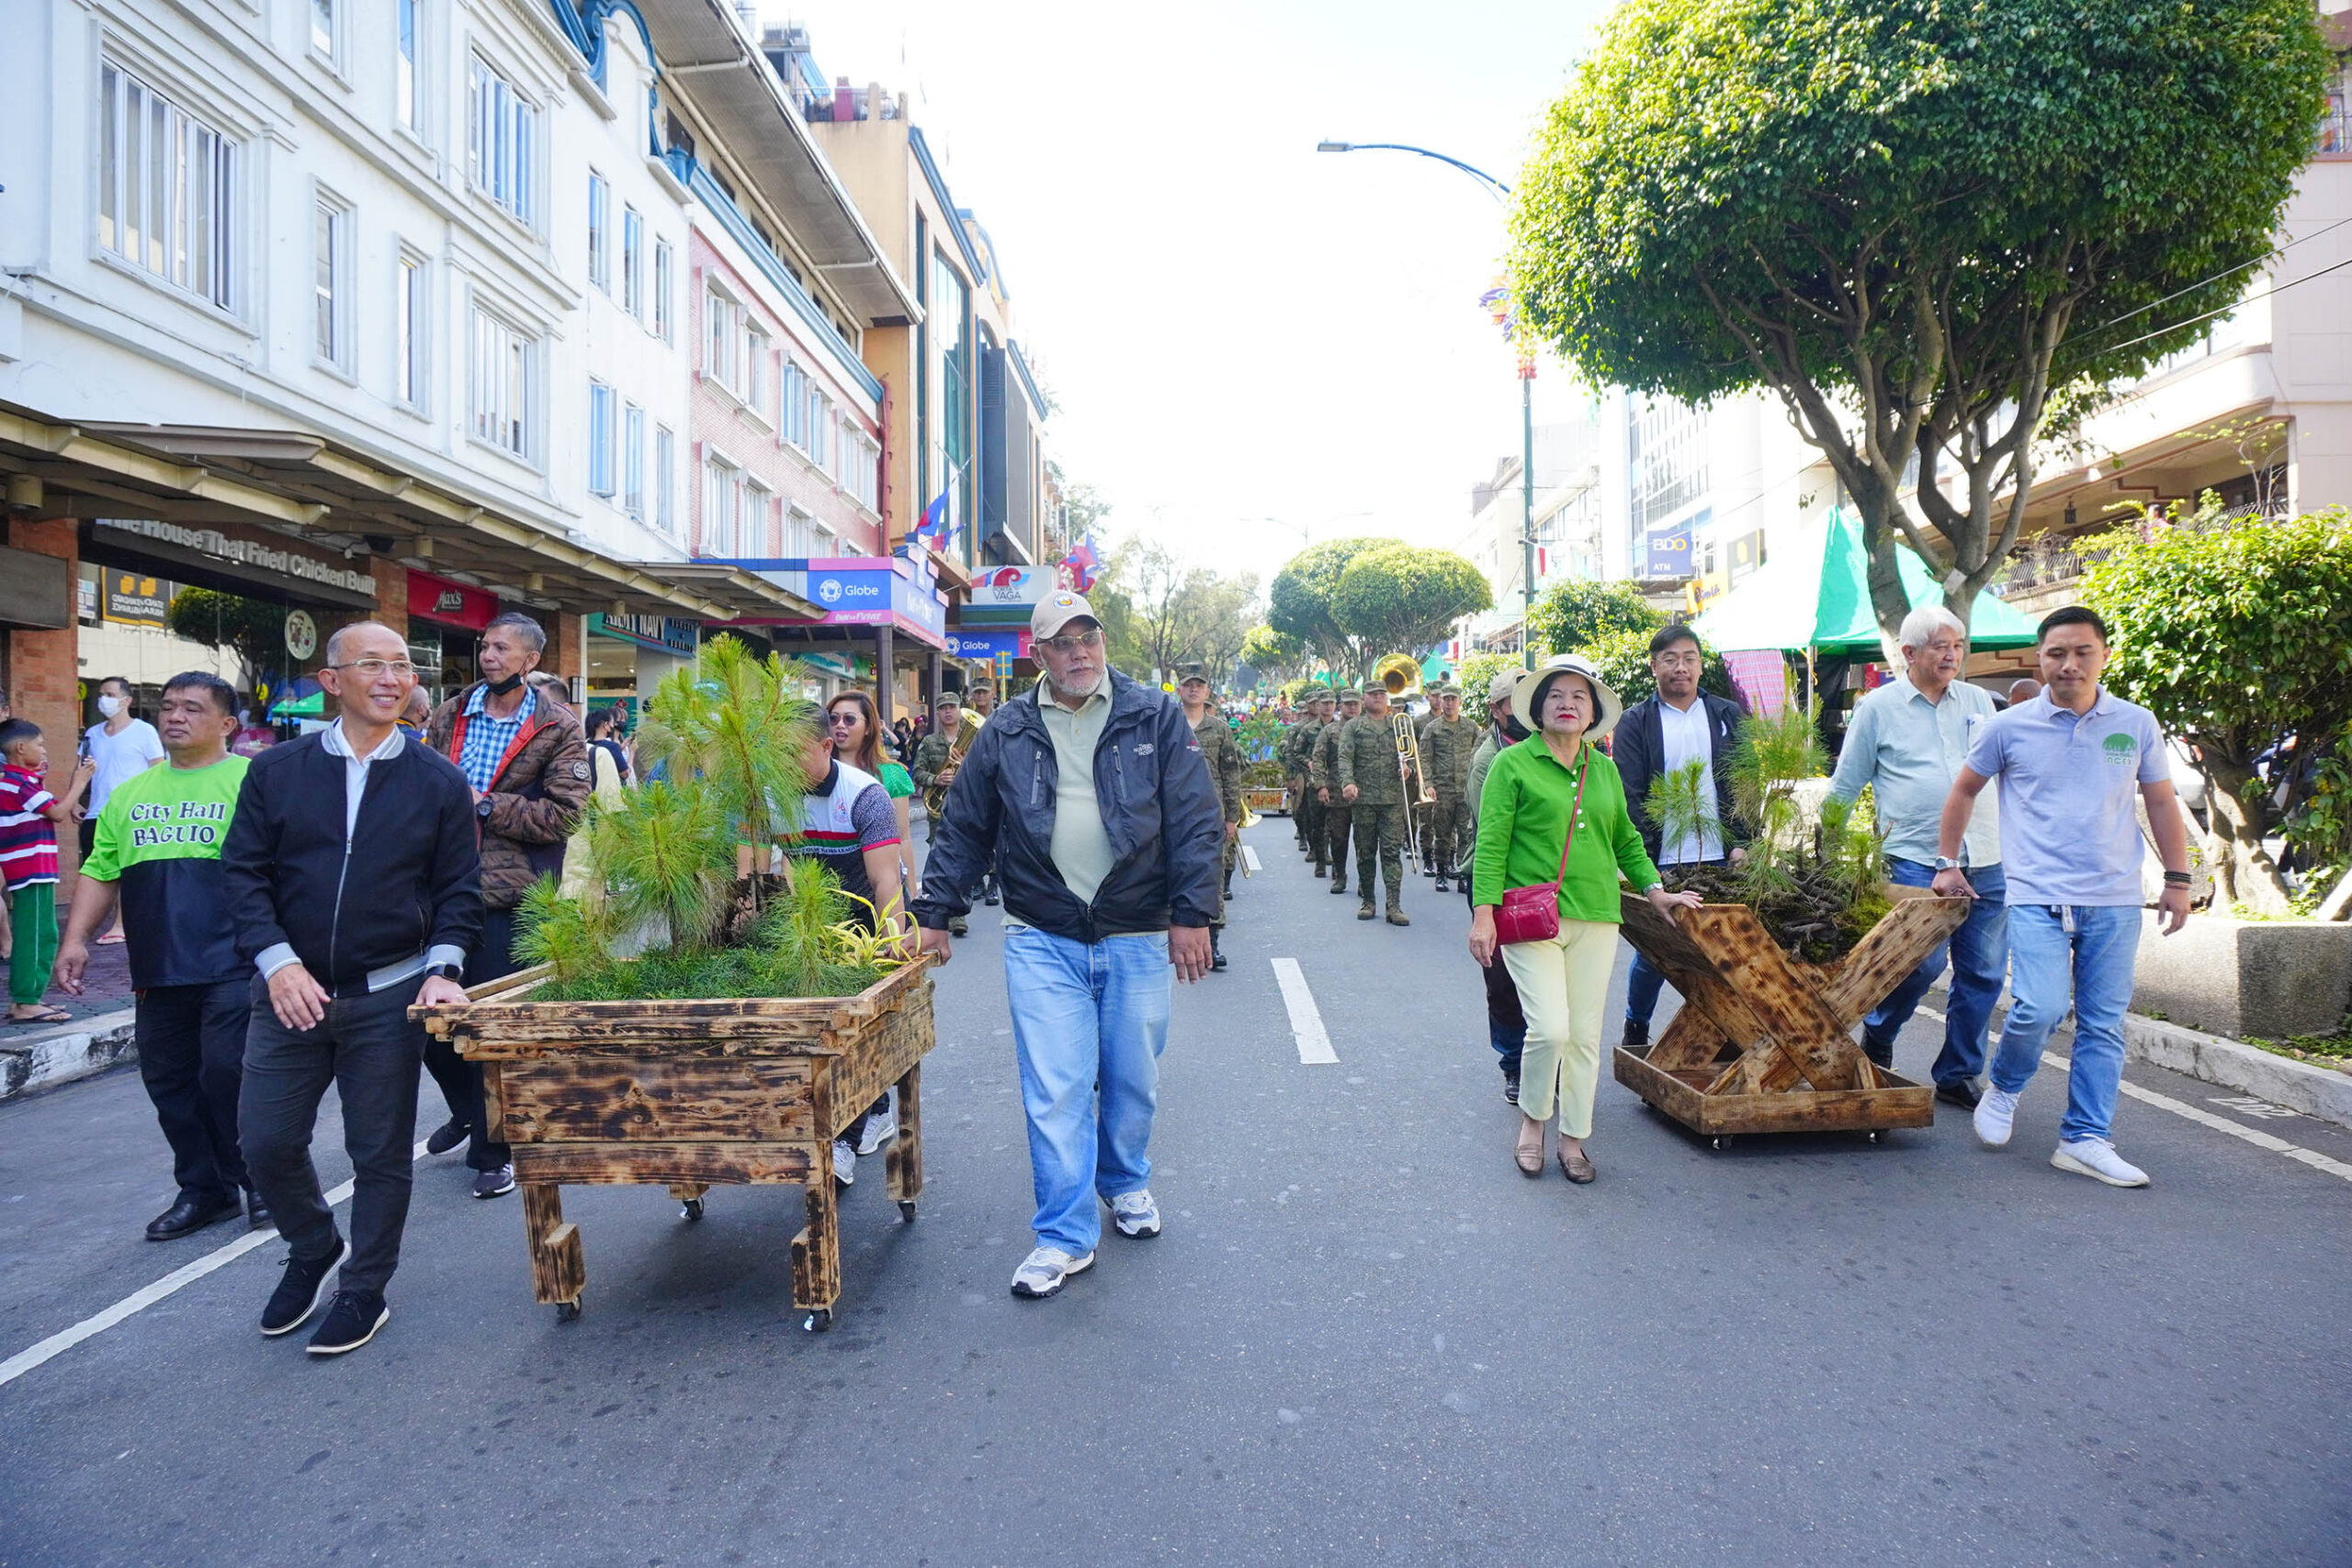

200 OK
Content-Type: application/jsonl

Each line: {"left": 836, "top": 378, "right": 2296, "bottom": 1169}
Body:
{"left": 1509, "top": 0, "right": 2332, "bottom": 651}
{"left": 1585, "top": 625, "right": 1733, "bottom": 708}
{"left": 1454, "top": 651, "right": 1518, "bottom": 713}
{"left": 1279, "top": 676, "right": 1332, "bottom": 708}
{"left": 1096, "top": 538, "right": 1257, "bottom": 684}
{"left": 1269, "top": 538, "right": 1385, "bottom": 682}
{"left": 1525, "top": 579, "right": 1663, "bottom": 660}
{"left": 2084, "top": 505, "right": 2352, "bottom": 913}
{"left": 1329, "top": 545, "right": 1492, "bottom": 667}
{"left": 1239, "top": 624, "right": 1306, "bottom": 684}
{"left": 165, "top": 587, "right": 285, "bottom": 694}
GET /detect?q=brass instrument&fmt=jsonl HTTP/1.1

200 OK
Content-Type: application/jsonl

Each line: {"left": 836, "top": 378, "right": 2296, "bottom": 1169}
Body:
{"left": 1374, "top": 654, "right": 1438, "bottom": 874}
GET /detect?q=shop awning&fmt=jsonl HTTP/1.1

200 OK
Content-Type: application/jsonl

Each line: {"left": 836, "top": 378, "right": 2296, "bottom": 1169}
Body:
{"left": 1691, "top": 511, "right": 2038, "bottom": 655}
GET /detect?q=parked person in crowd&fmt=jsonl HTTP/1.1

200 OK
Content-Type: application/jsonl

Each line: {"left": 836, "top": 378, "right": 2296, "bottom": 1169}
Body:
{"left": 1176, "top": 664, "right": 1244, "bottom": 971}
{"left": 891, "top": 716, "right": 916, "bottom": 762}
{"left": 1336, "top": 682, "right": 1412, "bottom": 926}
{"left": 913, "top": 692, "right": 976, "bottom": 934}
{"left": 79, "top": 676, "right": 165, "bottom": 946}
{"left": 232, "top": 709, "right": 277, "bottom": 759}
{"left": 1311, "top": 689, "right": 1365, "bottom": 895}
{"left": 1466, "top": 668, "right": 1531, "bottom": 1103}
{"left": 225, "top": 621, "right": 480, "bottom": 1355}
{"left": 421, "top": 611, "right": 589, "bottom": 1200}
{"left": 1826, "top": 605, "right": 2006, "bottom": 1108}
{"left": 829, "top": 690, "right": 919, "bottom": 908}
{"left": 0, "top": 721, "right": 95, "bottom": 1022}
{"left": 1610, "top": 625, "right": 1747, "bottom": 1048}
{"left": 1937, "top": 607, "right": 2191, "bottom": 1188}
{"left": 397, "top": 687, "right": 433, "bottom": 739}
{"left": 2007, "top": 678, "right": 2041, "bottom": 707}
{"left": 1471, "top": 656, "right": 1700, "bottom": 1182}
{"left": 1420, "top": 684, "right": 1480, "bottom": 891}
{"left": 913, "top": 591, "right": 1221, "bottom": 1301}
{"left": 56, "top": 672, "right": 266, "bottom": 1240}
{"left": 559, "top": 705, "right": 632, "bottom": 902}
{"left": 585, "top": 705, "right": 632, "bottom": 786}
{"left": 960, "top": 685, "right": 1001, "bottom": 907}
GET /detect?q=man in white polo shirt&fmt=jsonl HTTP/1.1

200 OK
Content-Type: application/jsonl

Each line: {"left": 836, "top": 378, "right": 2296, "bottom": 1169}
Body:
{"left": 1934, "top": 606, "right": 2192, "bottom": 1188}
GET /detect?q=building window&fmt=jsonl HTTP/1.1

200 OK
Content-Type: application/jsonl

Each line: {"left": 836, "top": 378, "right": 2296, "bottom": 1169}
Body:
{"left": 311, "top": 0, "right": 337, "bottom": 62}
{"left": 588, "top": 380, "right": 616, "bottom": 497}
{"left": 97, "top": 62, "right": 234, "bottom": 310}
{"left": 396, "top": 253, "right": 427, "bottom": 409}
{"left": 808, "top": 390, "right": 831, "bottom": 469}
{"left": 467, "top": 56, "right": 535, "bottom": 225}
{"left": 850, "top": 435, "right": 880, "bottom": 513}
{"left": 655, "top": 425, "right": 676, "bottom": 534}
{"left": 743, "top": 323, "right": 767, "bottom": 412}
{"left": 653, "top": 242, "right": 673, "bottom": 341}
{"left": 313, "top": 196, "right": 348, "bottom": 368}
{"left": 624, "top": 403, "right": 646, "bottom": 517}
{"left": 396, "top": 0, "right": 421, "bottom": 130}
{"left": 621, "top": 208, "right": 643, "bottom": 318}
{"left": 702, "top": 455, "right": 741, "bottom": 555}
{"left": 742, "top": 479, "right": 774, "bottom": 553}
{"left": 780, "top": 361, "right": 808, "bottom": 451}
{"left": 469, "top": 305, "right": 533, "bottom": 459}
{"left": 705, "top": 287, "right": 736, "bottom": 389}
{"left": 586, "top": 173, "right": 609, "bottom": 292}
{"left": 784, "top": 505, "right": 818, "bottom": 558}
{"left": 2323, "top": 56, "right": 2350, "bottom": 155}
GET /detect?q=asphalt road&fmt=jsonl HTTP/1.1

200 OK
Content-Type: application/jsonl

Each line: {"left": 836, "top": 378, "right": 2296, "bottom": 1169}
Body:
{"left": 3, "top": 819, "right": 2348, "bottom": 1566}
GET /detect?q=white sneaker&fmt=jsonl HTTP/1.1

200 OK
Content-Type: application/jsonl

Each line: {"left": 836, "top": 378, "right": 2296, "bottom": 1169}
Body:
{"left": 1106, "top": 1190, "right": 1161, "bottom": 1239}
{"left": 1974, "top": 1087, "right": 2020, "bottom": 1147}
{"left": 2052, "top": 1138, "right": 2150, "bottom": 1188}
{"left": 856, "top": 1105, "right": 898, "bottom": 1156}
{"left": 831, "top": 1140, "right": 855, "bottom": 1187}
{"left": 1010, "top": 1245, "right": 1094, "bottom": 1299}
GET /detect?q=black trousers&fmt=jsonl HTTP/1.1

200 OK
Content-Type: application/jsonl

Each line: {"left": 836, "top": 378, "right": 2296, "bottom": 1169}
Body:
{"left": 424, "top": 908, "right": 515, "bottom": 1170}
{"left": 137, "top": 978, "right": 254, "bottom": 1203}
{"left": 1468, "top": 878, "right": 1527, "bottom": 1076}
{"left": 239, "top": 981, "right": 426, "bottom": 1296}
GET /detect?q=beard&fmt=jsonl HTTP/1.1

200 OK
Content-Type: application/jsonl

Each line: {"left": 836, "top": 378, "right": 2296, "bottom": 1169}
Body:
{"left": 1048, "top": 666, "right": 1104, "bottom": 702}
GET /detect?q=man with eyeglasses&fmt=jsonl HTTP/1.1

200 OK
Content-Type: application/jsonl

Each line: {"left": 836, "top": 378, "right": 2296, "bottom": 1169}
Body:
{"left": 223, "top": 621, "right": 481, "bottom": 1356}
{"left": 912, "top": 592, "right": 1223, "bottom": 1303}
{"left": 422, "top": 611, "right": 589, "bottom": 1199}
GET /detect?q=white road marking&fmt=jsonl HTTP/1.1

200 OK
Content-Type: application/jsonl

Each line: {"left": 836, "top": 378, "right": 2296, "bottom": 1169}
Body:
{"left": 1271, "top": 957, "right": 1338, "bottom": 1066}
{"left": 1916, "top": 1005, "right": 2352, "bottom": 1185}
{"left": 0, "top": 1138, "right": 431, "bottom": 1391}
{"left": 1241, "top": 845, "right": 1262, "bottom": 874}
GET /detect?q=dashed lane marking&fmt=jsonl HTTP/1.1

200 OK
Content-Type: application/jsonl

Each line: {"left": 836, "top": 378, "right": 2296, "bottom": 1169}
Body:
{"left": 1271, "top": 957, "right": 1338, "bottom": 1066}
{"left": 1242, "top": 846, "right": 1262, "bottom": 875}
{"left": 0, "top": 1138, "right": 433, "bottom": 1391}
{"left": 1917, "top": 1006, "right": 2352, "bottom": 1185}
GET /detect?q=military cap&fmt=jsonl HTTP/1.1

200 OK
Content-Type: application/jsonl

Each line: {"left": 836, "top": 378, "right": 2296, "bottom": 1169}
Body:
{"left": 1335, "top": 687, "right": 1363, "bottom": 701}
{"left": 1175, "top": 662, "right": 1210, "bottom": 684}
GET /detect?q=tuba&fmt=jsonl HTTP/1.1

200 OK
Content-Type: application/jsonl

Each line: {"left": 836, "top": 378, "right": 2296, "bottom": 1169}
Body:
{"left": 1373, "top": 654, "right": 1438, "bottom": 872}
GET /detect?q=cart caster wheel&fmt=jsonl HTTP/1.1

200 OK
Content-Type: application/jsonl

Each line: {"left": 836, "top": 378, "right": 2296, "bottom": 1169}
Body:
{"left": 555, "top": 1299, "right": 582, "bottom": 1324}
{"left": 1866, "top": 1131, "right": 1881, "bottom": 1146}
{"left": 680, "top": 1198, "right": 705, "bottom": 1221}
{"left": 898, "top": 1200, "right": 918, "bottom": 1223}
{"left": 1710, "top": 1135, "right": 1733, "bottom": 1152}
{"left": 803, "top": 1309, "right": 831, "bottom": 1333}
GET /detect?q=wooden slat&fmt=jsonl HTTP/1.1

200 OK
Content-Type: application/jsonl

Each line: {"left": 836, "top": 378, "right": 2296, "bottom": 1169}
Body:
{"left": 1678, "top": 907, "right": 1866, "bottom": 1091}
{"left": 416, "top": 956, "right": 934, "bottom": 1051}
{"left": 1645, "top": 996, "right": 1733, "bottom": 1073}
{"left": 1818, "top": 895, "right": 1969, "bottom": 1025}
{"left": 510, "top": 1140, "right": 816, "bottom": 1186}
{"left": 790, "top": 1177, "right": 841, "bottom": 1312}
{"left": 823, "top": 986, "right": 935, "bottom": 1140}
{"left": 1697, "top": 1082, "right": 1935, "bottom": 1134}
{"left": 886, "top": 1061, "right": 923, "bottom": 1203}
{"left": 497, "top": 1057, "right": 815, "bottom": 1143}
{"left": 521, "top": 1184, "right": 583, "bottom": 1306}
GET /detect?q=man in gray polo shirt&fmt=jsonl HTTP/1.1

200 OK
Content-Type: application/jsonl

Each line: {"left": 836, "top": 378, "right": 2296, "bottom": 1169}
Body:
{"left": 1935, "top": 606, "right": 2191, "bottom": 1188}
{"left": 1827, "top": 604, "right": 2004, "bottom": 1108}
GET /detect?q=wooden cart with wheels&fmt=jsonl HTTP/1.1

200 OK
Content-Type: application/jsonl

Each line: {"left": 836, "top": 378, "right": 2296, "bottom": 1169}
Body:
{"left": 413, "top": 959, "right": 933, "bottom": 1332}
{"left": 1611, "top": 886, "right": 1968, "bottom": 1145}
{"left": 1244, "top": 784, "right": 1290, "bottom": 818}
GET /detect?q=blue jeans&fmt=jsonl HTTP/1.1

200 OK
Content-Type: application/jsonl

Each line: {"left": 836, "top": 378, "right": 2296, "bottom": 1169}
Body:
{"left": 1862, "top": 859, "right": 2008, "bottom": 1086}
{"left": 1991, "top": 905, "right": 2142, "bottom": 1144}
{"left": 1624, "top": 856, "right": 1729, "bottom": 1032}
{"left": 1003, "top": 927, "right": 1173, "bottom": 1255}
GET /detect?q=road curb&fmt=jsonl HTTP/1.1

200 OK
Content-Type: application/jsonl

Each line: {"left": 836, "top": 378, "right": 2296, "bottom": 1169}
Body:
{"left": 0, "top": 1010, "right": 139, "bottom": 1102}
{"left": 2122, "top": 1012, "right": 2352, "bottom": 1131}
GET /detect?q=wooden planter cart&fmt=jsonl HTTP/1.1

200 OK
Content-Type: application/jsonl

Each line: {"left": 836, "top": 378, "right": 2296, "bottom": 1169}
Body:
{"left": 412, "top": 958, "right": 934, "bottom": 1331}
{"left": 1244, "top": 784, "right": 1290, "bottom": 817}
{"left": 1611, "top": 886, "right": 1968, "bottom": 1148}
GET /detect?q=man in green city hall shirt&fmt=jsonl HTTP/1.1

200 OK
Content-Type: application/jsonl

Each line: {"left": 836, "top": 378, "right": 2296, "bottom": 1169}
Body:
{"left": 56, "top": 671, "right": 266, "bottom": 1243}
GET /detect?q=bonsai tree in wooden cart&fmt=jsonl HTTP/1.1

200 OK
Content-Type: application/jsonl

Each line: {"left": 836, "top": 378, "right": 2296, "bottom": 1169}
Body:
{"left": 411, "top": 636, "right": 937, "bottom": 1331}
{"left": 1612, "top": 705, "right": 1968, "bottom": 1147}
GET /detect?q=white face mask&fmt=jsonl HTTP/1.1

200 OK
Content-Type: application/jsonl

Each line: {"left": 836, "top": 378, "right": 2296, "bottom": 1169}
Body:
{"left": 96, "top": 695, "right": 124, "bottom": 718}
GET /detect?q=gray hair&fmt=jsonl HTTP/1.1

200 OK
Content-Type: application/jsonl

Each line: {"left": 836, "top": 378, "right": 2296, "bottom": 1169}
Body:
{"left": 1897, "top": 604, "right": 1967, "bottom": 653}
{"left": 482, "top": 610, "right": 548, "bottom": 653}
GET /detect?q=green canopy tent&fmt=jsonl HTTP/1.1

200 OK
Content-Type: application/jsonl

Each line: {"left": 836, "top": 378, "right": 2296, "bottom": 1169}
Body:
{"left": 268, "top": 687, "right": 325, "bottom": 720}
{"left": 1691, "top": 510, "right": 2037, "bottom": 655}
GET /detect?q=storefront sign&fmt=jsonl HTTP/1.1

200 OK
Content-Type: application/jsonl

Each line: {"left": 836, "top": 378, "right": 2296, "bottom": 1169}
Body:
{"left": 588, "top": 613, "right": 699, "bottom": 656}
{"left": 707, "top": 555, "right": 947, "bottom": 649}
{"left": 101, "top": 570, "right": 172, "bottom": 628}
{"left": 1645, "top": 521, "right": 1694, "bottom": 580}
{"left": 944, "top": 628, "right": 1029, "bottom": 662}
{"left": 285, "top": 609, "right": 319, "bottom": 660}
{"left": 96, "top": 517, "right": 376, "bottom": 600}
{"left": 407, "top": 570, "right": 500, "bottom": 631}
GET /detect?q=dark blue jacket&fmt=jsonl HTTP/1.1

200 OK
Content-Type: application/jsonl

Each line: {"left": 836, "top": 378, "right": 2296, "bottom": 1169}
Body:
{"left": 910, "top": 671, "right": 1223, "bottom": 942}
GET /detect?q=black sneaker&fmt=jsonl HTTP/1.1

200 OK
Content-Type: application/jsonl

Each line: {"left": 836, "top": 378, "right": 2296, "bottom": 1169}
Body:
{"left": 1502, "top": 1074, "right": 1521, "bottom": 1107}
{"left": 1620, "top": 1021, "right": 1649, "bottom": 1050}
{"left": 424, "top": 1118, "right": 470, "bottom": 1156}
{"left": 1934, "top": 1079, "right": 1984, "bottom": 1111}
{"left": 306, "top": 1290, "right": 390, "bottom": 1357}
{"left": 261, "top": 1236, "right": 347, "bottom": 1336}
{"left": 472, "top": 1164, "right": 515, "bottom": 1200}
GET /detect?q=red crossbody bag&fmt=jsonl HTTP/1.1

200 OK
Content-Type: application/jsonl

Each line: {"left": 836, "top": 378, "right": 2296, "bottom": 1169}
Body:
{"left": 1493, "top": 752, "right": 1589, "bottom": 946}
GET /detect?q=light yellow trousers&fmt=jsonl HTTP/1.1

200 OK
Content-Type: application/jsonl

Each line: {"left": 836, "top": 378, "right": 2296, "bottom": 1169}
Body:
{"left": 1500, "top": 919, "right": 1619, "bottom": 1139}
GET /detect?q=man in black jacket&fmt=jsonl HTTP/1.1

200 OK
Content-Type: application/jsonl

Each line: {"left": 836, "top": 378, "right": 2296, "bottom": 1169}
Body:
{"left": 226, "top": 621, "right": 481, "bottom": 1357}
{"left": 1609, "top": 624, "right": 1747, "bottom": 1049}
{"left": 913, "top": 591, "right": 1222, "bottom": 1303}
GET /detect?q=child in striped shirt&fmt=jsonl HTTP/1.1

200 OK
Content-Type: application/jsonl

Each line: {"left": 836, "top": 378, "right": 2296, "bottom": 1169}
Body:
{"left": 0, "top": 718, "right": 96, "bottom": 1023}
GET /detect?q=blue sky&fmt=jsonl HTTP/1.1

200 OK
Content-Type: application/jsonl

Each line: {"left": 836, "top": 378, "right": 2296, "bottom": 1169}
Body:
{"left": 765, "top": 0, "right": 1619, "bottom": 586}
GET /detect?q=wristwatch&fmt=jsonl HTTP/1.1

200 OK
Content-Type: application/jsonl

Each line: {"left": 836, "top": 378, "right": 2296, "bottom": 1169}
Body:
{"left": 424, "top": 961, "right": 465, "bottom": 984}
{"left": 475, "top": 796, "right": 494, "bottom": 819}
{"left": 1933, "top": 856, "right": 1963, "bottom": 872}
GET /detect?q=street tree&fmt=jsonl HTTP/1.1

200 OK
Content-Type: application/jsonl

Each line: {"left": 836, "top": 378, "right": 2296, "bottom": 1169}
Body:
{"left": 1269, "top": 538, "right": 1385, "bottom": 682}
{"left": 1525, "top": 579, "right": 1664, "bottom": 660}
{"left": 1508, "top": 0, "right": 2332, "bottom": 652}
{"left": 1102, "top": 537, "right": 1258, "bottom": 684}
{"left": 1239, "top": 625, "right": 1306, "bottom": 683}
{"left": 2083, "top": 504, "right": 2352, "bottom": 914}
{"left": 1330, "top": 545, "right": 1491, "bottom": 669}
{"left": 165, "top": 587, "right": 288, "bottom": 696}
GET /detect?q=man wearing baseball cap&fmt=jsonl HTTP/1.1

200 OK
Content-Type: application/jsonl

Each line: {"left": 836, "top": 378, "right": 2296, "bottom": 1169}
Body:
{"left": 911, "top": 590, "right": 1224, "bottom": 1301}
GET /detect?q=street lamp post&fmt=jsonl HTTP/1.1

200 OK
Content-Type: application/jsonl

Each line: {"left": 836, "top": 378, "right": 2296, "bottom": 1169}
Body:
{"left": 1318, "top": 140, "right": 1539, "bottom": 670}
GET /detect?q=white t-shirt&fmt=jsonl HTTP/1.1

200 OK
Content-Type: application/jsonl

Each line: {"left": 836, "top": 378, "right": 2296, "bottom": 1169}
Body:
{"left": 84, "top": 717, "right": 165, "bottom": 815}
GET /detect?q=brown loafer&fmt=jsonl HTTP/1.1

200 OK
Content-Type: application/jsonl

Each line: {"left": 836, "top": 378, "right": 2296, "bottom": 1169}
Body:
{"left": 1559, "top": 1148, "right": 1597, "bottom": 1184}
{"left": 1514, "top": 1129, "right": 1544, "bottom": 1178}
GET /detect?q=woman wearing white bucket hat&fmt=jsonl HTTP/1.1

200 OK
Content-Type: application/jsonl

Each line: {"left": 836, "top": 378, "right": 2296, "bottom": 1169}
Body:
{"left": 1469, "top": 655, "right": 1702, "bottom": 1181}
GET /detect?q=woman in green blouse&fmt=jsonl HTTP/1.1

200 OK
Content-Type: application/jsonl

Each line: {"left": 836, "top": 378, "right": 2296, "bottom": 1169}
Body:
{"left": 1470, "top": 655, "right": 1702, "bottom": 1182}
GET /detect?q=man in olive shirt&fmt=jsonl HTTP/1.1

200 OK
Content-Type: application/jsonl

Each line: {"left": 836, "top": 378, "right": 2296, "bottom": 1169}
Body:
{"left": 1419, "top": 685, "right": 1480, "bottom": 892}
{"left": 55, "top": 671, "right": 263, "bottom": 1242}
{"left": 1292, "top": 691, "right": 1333, "bottom": 869}
{"left": 1312, "top": 689, "right": 1363, "bottom": 894}
{"left": 1336, "top": 684, "right": 1410, "bottom": 925}
{"left": 1177, "top": 664, "right": 1244, "bottom": 972}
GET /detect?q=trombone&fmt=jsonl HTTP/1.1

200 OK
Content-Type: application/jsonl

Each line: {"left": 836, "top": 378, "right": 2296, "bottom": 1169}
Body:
{"left": 1375, "top": 654, "right": 1438, "bottom": 875}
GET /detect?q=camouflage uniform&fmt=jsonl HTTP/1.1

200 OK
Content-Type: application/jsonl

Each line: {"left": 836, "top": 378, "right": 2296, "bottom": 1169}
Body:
{"left": 1289, "top": 707, "right": 1329, "bottom": 864}
{"left": 1310, "top": 696, "right": 1362, "bottom": 893}
{"left": 1281, "top": 713, "right": 1316, "bottom": 852}
{"left": 1335, "top": 703, "right": 1408, "bottom": 919}
{"left": 1190, "top": 705, "right": 1246, "bottom": 924}
{"left": 912, "top": 714, "right": 971, "bottom": 935}
{"left": 1419, "top": 707, "right": 1483, "bottom": 885}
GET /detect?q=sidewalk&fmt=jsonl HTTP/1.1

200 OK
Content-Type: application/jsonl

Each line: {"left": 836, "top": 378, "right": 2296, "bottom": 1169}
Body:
{"left": 0, "top": 939, "right": 137, "bottom": 1100}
